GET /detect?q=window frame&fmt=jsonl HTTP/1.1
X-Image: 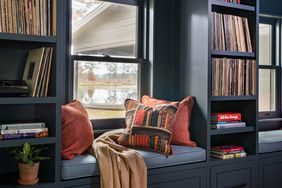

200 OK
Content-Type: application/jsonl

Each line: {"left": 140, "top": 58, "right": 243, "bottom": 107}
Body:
{"left": 68, "top": 0, "right": 149, "bottom": 130}
{"left": 259, "top": 17, "right": 281, "bottom": 119}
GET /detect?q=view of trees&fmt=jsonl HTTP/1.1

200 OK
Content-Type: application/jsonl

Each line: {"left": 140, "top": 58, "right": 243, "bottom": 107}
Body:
{"left": 76, "top": 61, "right": 138, "bottom": 107}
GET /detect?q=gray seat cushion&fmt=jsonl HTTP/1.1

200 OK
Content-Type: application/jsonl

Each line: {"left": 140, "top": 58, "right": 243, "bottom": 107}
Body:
{"left": 259, "top": 130, "right": 282, "bottom": 153}
{"left": 61, "top": 154, "right": 99, "bottom": 180}
{"left": 61, "top": 145, "right": 206, "bottom": 180}
{"left": 136, "top": 145, "right": 206, "bottom": 169}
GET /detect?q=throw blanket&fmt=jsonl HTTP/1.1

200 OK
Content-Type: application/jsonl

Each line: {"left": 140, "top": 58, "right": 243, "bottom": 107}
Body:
{"left": 88, "top": 129, "right": 147, "bottom": 188}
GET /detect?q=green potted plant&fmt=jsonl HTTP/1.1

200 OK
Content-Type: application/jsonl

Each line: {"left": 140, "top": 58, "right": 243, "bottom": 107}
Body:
{"left": 9, "top": 142, "right": 50, "bottom": 185}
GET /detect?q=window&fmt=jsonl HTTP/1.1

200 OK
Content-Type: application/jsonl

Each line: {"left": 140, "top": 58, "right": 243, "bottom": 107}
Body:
{"left": 259, "top": 69, "right": 276, "bottom": 111}
{"left": 259, "top": 18, "right": 281, "bottom": 118}
{"left": 71, "top": 0, "right": 145, "bottom": 120}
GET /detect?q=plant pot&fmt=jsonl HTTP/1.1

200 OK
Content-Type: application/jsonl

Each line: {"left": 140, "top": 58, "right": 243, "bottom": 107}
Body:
{"left": 18, "top": 162, "right": 40, "bottom": 185}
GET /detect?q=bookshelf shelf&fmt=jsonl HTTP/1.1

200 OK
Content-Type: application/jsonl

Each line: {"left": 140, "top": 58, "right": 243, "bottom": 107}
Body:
{"left": 0, "top": 172, "right": 55, "bottom": 188}
{"left": 0, "top": 183, "right": 56, "bottom": 188}
{"left": 210, "top": 154, "right": 256, "bottom": 165}
{"left": 259, "top": 118, "right": 282, "bottom": 123}
{"left": 0, "top": 137, "right": 56, "bottom": 148}
{"left": 210, "top": 127, "right": 255, "bottom": 135}
{"left": 211, "top": 0, "right": 255, "bottom": 12}
{"left": 0, "top": 33, "right": 57, "bottom": 43}
{"left": 0, "top": 97, "right": 57, "bottom": 105}
{"left": 210, "top": 95, "right": 256, "bottom": 101}
{"left": 211, "top": 50, "right": 255, "bottom": 58}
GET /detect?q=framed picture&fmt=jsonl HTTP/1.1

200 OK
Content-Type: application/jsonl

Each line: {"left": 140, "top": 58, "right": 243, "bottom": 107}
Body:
{"left": 22, "top": 48, "right": 45, "bottom": 97}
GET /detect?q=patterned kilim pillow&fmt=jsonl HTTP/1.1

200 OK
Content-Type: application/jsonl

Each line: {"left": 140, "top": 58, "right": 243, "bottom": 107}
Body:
{"left": 124, "top": 99, "right": 140, "bottom": 131}
{"left": 142, "top": 95, "right": 197, "bottom": 147}
{"left": 124, "top": 98, "right": 140, "bottom": 110}
{"left": 119, "top": 101, "right": 178, "bottom": 156}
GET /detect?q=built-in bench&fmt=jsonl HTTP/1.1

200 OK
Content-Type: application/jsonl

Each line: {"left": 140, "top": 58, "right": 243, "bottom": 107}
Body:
{"left": 61, "top": 145, "right": 206, "bottom": 180}
{"left": 60, "top": 129, "right": 282, "bottom": 188}
{"left": 259, "top": 130, "right": 282, "bottom": 153}
{"left": 258, "top": 130, "right": 282, "bottom": 188}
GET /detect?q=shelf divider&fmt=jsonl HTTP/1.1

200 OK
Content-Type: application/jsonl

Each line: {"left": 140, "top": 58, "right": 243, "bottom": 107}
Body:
{"left": 0, "top": 97, "right": 57, "bottom": 105}
{"left": 0, "top": 137, "right": 56, "bottom": 148}
{"left": 211, "top": 50, "right": 255, "bottom": 58}
{"left": 211, "top": 95, "right": 256, "bottom": 101}
{"left": 210, "top": 154, "right": 257, "bottom": 165}
{"left": 211, "top": 0, "right": 256, "bottom": 12}
{"left": 210, "top": 127, "right": 255, "bottom": 135}
{"left": 0, "top": 33, "right": 56, "bottom": 43}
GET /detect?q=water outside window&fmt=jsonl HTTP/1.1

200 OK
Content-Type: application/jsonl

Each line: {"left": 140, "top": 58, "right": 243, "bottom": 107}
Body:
{"left": 74, "top": 61, "right": 138, "bottom": 119}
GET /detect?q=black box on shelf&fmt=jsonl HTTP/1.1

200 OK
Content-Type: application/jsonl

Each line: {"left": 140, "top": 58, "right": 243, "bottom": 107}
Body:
{"left": 0, "top": 80, "right": 28, "bottom": 97}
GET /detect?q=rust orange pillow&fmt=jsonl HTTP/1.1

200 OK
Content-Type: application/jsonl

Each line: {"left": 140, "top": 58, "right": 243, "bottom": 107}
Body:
{"left": 61, "top": 100, "right": 94, "bottom": 160}
{"left": 142, "top": 95, "right": 197, "bottom": 147}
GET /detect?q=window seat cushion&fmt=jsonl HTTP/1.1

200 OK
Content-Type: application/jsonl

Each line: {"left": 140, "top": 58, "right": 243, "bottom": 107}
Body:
{"left": 61, "top": 145, "right": 206, "bottom": 180}
{"left": 259, "top": 130, "right": 282, "bottom": 153}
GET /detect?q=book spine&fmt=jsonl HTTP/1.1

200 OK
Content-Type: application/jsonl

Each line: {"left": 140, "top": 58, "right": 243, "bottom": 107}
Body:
{"left": 211, "top": 113, "right": 241, "bottom": 122}
{"left": 212, "top": 147, "right": 244, "bottom": 153}
{"left": 213, "top": 121, "right": 241, "bottom": 124}
{"left": 234, "top": 152, "right": 246, "bottom": 158}
{"left": 44, "top": 47, "right": 53, "bottom": 96}
{"left": 0, "top": 131, "right": 48, "bottom": 140}
{"left": 211, "top": 153, "right": 234, "bottom": 160}
{"left": 211, "top": 152, "right": 246, "bottom": 160}
{"left": 211, "top": 149, "right": 245, "bottom": 155}
{"left": 0, "top": 122, "right": 46, "bottom": 130}
{"left": 251, "top": 60, "right": 256, "bottom": 95}
{"left": 211, "top": 145, "right": 244, "bottom": 152}
{"left": 1, "top": 127, "right": 48, "bottom": 134}
{"left": 52, "top": 0, "right": 56, "bottom": 36}
{"left": 211, "top": 122, "right": 246, "bottom": 129}
{"left": 3, "top": 0, "right": 7, "bottom": 33}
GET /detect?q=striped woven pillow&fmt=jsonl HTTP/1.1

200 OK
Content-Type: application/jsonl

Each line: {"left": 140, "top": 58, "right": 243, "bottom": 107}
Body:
{"left": 124, "top": 99, "right": 140, "bottom": 131}
{"left": 119, "top": 101, "right": 178, "bottom": 156}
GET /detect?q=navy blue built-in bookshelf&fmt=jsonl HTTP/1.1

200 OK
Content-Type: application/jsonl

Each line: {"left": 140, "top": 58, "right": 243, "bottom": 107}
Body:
{"left": 1, "top": 0, "right": 282, "bottom": 188}
{"left": 0, "top": 1, "right": 62, "bottom": 187}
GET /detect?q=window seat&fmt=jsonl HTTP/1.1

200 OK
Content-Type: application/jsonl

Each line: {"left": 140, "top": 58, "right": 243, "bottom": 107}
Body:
{"left": 61, "top": 145, "right": 206, "bottom": 180}
{"left": 259, "top": 130, "right": 282, "bottom": 153}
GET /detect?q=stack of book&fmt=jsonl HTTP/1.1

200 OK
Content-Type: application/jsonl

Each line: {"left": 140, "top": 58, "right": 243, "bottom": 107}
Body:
{"left": 0, "top": 0, "right": 56, "bottom": 36}
{"left": 0, "top": 122, "right": 48, "bottom": 140}
{"left": 211, "top": 12, "right": 252, "bottom": 52}
{"left": 211, "top": 145, "right": 246, "bottom": 160}
{"left": 211, "top": 112, "right": 246, "bottom": 129}
{"left": 211, "top": 58, "right": 256, "bottom": 96}
{"left": 222, "top": 0, "right": 241, "bottom": 4}
{"left": 22, "top": 47, "right": 53, "bottom": 97}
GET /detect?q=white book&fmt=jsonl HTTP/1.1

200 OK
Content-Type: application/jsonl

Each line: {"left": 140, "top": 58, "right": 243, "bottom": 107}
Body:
{"left": 0, "top": 122, "right": 46, "bottom": 130}
{"left": 1, "top": 127, "right": 48, "bottom": 135}
{"left": 211, "top": 122, "right": 246, "bottom": 129}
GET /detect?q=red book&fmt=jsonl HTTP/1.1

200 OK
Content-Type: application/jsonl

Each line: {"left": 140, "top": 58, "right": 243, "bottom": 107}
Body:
{"left": 212, "top": 145, "right": 244, "bottom": 153}
{"left": 211, "top": 112, "right": 241, "bottom": 122}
